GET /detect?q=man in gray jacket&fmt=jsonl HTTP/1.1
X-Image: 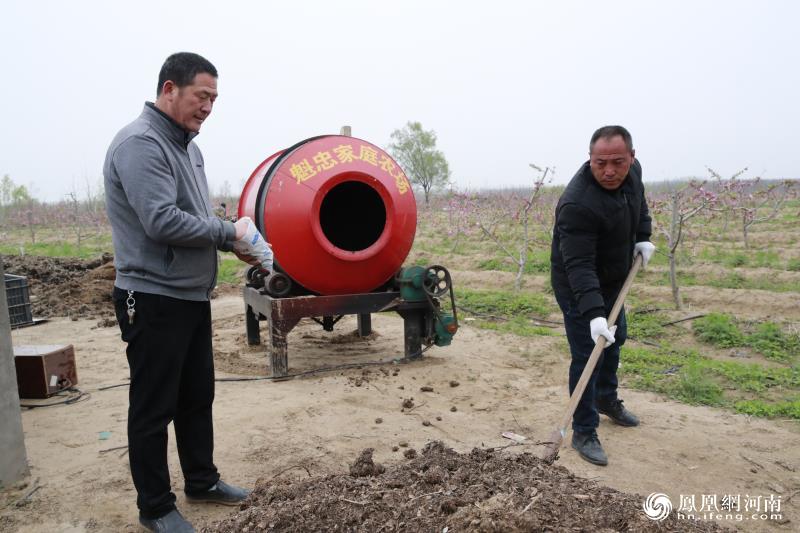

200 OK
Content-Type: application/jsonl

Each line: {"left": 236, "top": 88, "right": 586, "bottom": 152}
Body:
{"left": 104, "top": 52, "right": 265, "bottom": 532}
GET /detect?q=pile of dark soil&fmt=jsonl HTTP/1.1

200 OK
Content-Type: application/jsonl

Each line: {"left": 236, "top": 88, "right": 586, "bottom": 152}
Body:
{"left": 205, "top": 442, "right": 724, "bottom": 532}
{"left": 3, "top": 254, "right": 116, "bottom": 320}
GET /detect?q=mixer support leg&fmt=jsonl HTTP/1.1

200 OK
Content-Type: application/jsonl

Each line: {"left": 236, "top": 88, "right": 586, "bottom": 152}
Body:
{"left": 268, "top": 318, "right": 299, "bottom": 378}
{"left": 402, "top": 310, "right": 424, "bottom": 360}
{"left": 246, "top": 304, "right": 260, "bottom": 345}
{"left": 357, "top": 313, "right": 372, "bottom": 337}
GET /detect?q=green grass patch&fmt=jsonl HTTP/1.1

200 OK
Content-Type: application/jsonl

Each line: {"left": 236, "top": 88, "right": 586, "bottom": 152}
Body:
{"left": 477, "top": 250, "right": 550, "bottom": 274}
{"left": 734, "top": 398, "right": 800, "bottom": 418}
{"left": 706, "top": 272, "right": 800, "bottom": 292}
{"left": 748, "top": 322, "right": 800, "bottom": 362}
{"left": 619, "top": 345, "right": 800, "bottom": 418}
{"left": 217, "top": 255, "right": 247, "bottom": 284}
{"left": 711, "top": 360, "right": 800, "bottom": 392}
{"left": 652, "top": 268, "right": 800, "bottom": 293}
{"left": 693, "top": 313, "right": 800, "bottom": 362}
{"left": 618, "top": 345, "right": 692, "bottom": 395}
{"left": 455, "top": 287, "right": 552, "bottom": 317}
{"left": 708, "top": 272, "right": 749, "bottom": 290}
{"left": 697, "top": 247, "right": 782, "bottom": 269}
{"left": 693, "top": 313, "right": 745, "bottom": 347}
{"left": 475, "top": 316, "right": 557, "bottom": 337}
{"left": 726, "top": 253, "right": 747, "bottom": 267}
{"left": 750, "top": 250, "right": 783, "bottom": 268}
{"left": 455, "top": 287, "right": 555, "bottom": 337}
{"left": 626, "top": 309, "right": 667, "bottom": 340}
{"left": 674, "top": 362, "right": 725, "bottom": 406}
{"left": 0, "top": 239, "right": 112, "bottom": 260}
{"left": 414, "top": 232, "right": 485, "bottom": 256}
{"left": 649, "top": 269, "right": 699, "bottom": 287}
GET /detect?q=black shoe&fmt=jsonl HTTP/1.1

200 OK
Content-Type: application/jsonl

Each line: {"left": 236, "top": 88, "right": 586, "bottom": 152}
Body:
{"left": 571, "top": 431, "right": 608, "bottom": 466}
{"left": 185, "top": 480, "right": 250, "bottom": 506}
{"left": 598, "top": 398, "right": 640, "bottom": 427}
{"left": 139, "top": 509, "right": 195, "bottom": 533}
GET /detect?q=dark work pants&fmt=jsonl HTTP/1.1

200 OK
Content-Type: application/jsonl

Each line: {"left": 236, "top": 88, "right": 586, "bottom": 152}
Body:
{"left": 555, "top": 294, "right": 627, "bottom": 435}
{"left": 113, "top": 287, "right": 220, "bottom": 520}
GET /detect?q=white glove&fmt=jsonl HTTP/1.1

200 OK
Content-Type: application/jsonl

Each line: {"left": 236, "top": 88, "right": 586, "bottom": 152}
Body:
{"left": 589, "top": 317, "right": 617, "bottom": 346}
{"left": 634, "top": 241, "right": 656, "bottom": 268}
{"left": 232, "top": 217, "right": 273, "bottom": 272}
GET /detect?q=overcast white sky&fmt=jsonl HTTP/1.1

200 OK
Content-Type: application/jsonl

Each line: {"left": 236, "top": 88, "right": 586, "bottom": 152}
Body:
{"left": 2, "top": 0, "right": 798, "bottom": 202}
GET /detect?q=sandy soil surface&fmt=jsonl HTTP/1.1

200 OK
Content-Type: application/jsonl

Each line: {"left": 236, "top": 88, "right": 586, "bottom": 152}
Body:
{"left": 2, "top": 252, "right": 798, "bottom": 531}
{"left": 2, "top": 289, "right": 798, "bottom": 532}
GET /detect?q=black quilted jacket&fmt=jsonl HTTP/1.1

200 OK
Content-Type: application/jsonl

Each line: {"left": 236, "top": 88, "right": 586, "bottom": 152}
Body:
{"left": 550, "top": 159, "right": 652, "bottom": 320}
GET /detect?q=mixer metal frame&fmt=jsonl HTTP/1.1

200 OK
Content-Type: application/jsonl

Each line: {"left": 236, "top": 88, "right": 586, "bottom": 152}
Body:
{"left": 243, "top": 287, "right": 430, "bottom": 378}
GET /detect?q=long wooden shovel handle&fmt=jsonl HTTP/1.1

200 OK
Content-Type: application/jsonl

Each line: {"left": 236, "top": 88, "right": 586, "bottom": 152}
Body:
{"left": 543, "top": 254, "right": 643, "bottom": 463}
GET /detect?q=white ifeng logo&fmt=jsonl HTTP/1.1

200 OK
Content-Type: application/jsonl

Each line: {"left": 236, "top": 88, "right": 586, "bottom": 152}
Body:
{"left": 643, "top": 493, "right": 673, "bottom": 521}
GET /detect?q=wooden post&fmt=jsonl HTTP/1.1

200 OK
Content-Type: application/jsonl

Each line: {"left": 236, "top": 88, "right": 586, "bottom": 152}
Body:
{"left": 269, "top": 319, "right": 299, "bottom": 378}
{"left": 0, "top": 257, "right": 29, "bottom": 487}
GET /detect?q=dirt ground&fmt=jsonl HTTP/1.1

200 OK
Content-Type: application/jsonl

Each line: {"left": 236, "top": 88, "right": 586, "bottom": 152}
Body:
{"left": 1, "top": 259, "right": 799, "bottom": 532}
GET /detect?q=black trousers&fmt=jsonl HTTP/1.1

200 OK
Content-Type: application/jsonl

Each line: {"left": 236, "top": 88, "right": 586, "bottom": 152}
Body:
{"left": 555, "top": 293, "right": 627, "bottom": 434}
{"left": 113, "top": 287, "right": 220, "bottom": 519}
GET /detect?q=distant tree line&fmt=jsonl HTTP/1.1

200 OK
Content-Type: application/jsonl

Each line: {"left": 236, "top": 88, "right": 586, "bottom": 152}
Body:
{"left": 0, "top": 174, "right": 108, "bottom": 246}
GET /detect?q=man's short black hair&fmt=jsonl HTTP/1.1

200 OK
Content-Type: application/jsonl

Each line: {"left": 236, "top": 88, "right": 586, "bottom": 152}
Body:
{"left": 590, "top": 125, "right": 634, "bottom": 153}
{"left": 156, "top": 52, "right": 218, "bottom": 96}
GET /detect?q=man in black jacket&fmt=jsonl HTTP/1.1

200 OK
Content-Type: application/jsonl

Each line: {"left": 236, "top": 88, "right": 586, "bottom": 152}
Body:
{"left": 550, "top": 125, "right": 655, "bottom": 466}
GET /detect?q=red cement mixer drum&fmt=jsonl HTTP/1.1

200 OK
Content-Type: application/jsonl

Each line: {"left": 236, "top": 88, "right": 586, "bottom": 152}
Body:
{"left": 238, "top": 135, "right": 417, "bottom": 295}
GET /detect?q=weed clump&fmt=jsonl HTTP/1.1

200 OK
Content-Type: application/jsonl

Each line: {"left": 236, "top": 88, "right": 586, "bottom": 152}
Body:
{"left": 693, "top": 313, "right": 800, "bottom": 362}
{"left": 675, "top": 362, "right": 724, "bottom": 406}
{"left": 455, "top": 288, "right": 552, "bottom": 318}
{"left": 748, "top": 322, "right": 800, "bottom": 361}
{"left": 619, "top": 344, "right": 800, "bottom": 419}
{"left": 734, "top": 398, "right": 800, "bottom": 419}
{"left": 693, "top": 313, "right": 745, "bottom": 347}
{"left": 626, "top": 309, "right": 666, "bottom": 340}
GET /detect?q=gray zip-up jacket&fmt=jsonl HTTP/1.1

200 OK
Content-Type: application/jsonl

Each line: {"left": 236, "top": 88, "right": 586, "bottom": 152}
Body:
{"left": 103, "top": 103, "right": 236, "bottom": 301}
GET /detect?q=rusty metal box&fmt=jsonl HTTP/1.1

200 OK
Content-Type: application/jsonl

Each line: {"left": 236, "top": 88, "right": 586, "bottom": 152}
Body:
{"left": 13, "top": 344, "right": 78, "bottom": 399}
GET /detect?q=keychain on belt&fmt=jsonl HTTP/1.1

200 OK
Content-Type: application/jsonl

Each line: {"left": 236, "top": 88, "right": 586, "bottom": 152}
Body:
{"left": 126, "top": 290, "right": 136, "bottom": 324}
